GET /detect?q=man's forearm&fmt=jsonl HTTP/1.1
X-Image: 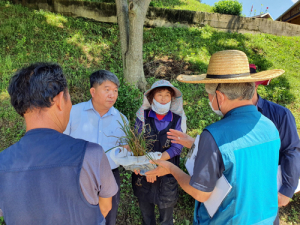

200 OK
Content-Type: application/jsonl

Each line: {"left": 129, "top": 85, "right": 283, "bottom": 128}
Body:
{"left": 169, "top": 164, "right": 212, "bottom": 202}
{"left": 99, "top": 205, "right": 111, "bottom": 218}
{"left": 160, "top": 151, "right": 171, "bottom": 161}
{"left": 98, "top": 197, "right": 112, "bottom": 218}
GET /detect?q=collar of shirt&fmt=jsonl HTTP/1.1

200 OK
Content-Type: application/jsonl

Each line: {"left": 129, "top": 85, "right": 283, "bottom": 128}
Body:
{"left": 224, "top": 105, "right": 257, "bottom": 119}
{"left": 83, "top": 99, "right": 117, "bottom": 118}
{"left": 148, "top": 109, "right": 173, "bottom": 122}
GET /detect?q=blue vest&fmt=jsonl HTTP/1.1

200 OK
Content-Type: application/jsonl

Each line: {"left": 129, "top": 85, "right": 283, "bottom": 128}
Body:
{"left": 194, "top": 106, "right": 280, "bottom": 225}
{"left": 0, "top": 128, "right": 104, "bottom": 225}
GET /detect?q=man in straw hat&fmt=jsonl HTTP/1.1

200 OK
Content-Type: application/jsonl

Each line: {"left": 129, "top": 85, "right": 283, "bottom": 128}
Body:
{"left": 146, "top": 50, "right": 285, "bottom": 224}
{"left": 250, "top": 64, "right": 300, "bottom": 225}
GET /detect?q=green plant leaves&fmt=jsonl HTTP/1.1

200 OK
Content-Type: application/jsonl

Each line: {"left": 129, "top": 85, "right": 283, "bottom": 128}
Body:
{"left": 212, "top": 0, "right": 243, "bottom": 16}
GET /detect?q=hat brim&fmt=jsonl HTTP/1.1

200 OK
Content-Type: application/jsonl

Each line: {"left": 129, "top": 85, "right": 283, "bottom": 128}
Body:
{"left": 177, "top": 69, "right": 285, "bottom": 84}
{"left": 145, "top": 85, "right": 182, "bottom": 98}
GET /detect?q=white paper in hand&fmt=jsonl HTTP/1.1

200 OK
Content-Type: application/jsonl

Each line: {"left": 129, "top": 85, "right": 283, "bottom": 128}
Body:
{"left": 185, "top": 135, "right": 200, "bottom": 176}
{"left": 184, "top": 135, "right": 232, "bottom": 218}
{"left": 203, "top": 175, "right": 232, "bottom": 218}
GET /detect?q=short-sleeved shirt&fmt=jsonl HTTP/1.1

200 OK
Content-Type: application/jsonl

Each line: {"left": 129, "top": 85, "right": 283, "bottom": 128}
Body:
{"left": 64, "top": 99, "right": 128, "bottom": 170}
{"left": 80, "top": 142, "right": 118, "bottom": 205}
{"left": 189, "top": 130, "right": 225, "bottom": 192}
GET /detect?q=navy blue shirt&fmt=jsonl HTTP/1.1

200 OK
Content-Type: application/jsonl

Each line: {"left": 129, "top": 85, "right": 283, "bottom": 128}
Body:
{"left": 257, "top": 95, "right": 300, "bottom": 198}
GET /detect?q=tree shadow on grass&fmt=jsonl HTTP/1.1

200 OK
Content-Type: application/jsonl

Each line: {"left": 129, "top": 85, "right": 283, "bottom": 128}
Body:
{"left": 0, "top": 3, "right": 143, "bottom": 148}
{"left": 1, "top": 4, "right": 124, "bottom": 101}
{"left": 143, "top": 25, "right": 296, "bottom": 106}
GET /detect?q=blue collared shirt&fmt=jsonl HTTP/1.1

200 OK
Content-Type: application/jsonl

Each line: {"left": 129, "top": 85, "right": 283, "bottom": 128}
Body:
{"left": 64, "top": 99, "right": 128, "bottom": 169}
{"left": 257, "top": 95, "right": 300, "bottom": 198}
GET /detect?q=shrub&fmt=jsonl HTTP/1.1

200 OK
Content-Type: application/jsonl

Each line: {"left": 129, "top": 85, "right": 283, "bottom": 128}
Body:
{"left": 114, "top": 81, "right": 143, "bottom": 123}
{"left": 212, "top": 0, "right": 242, "bottom": 16}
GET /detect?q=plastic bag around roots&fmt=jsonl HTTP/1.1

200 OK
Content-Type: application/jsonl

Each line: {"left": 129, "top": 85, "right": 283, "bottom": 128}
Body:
{"left": 123, "top": 164, "right": 157, "bottom": 175}
{"left": 110, "top": 147, "right": 161, "bottom": 175}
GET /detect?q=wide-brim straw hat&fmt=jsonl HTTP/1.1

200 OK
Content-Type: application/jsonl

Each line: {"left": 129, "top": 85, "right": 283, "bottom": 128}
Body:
{"left": 177, "top": 50, "right": 285, "bottom": 83}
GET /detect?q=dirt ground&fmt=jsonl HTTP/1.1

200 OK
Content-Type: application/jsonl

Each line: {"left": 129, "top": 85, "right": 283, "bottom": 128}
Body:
{"left": 279, "top": 193, "right": 300, "bottom": 224}
{"left": 143, "top": 56, "right": 195, "bottom": 80}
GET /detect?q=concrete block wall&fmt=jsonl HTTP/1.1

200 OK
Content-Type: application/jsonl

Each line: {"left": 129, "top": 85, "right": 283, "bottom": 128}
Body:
{"left": 12, "top": 0, "right": 300, "bottom": 36}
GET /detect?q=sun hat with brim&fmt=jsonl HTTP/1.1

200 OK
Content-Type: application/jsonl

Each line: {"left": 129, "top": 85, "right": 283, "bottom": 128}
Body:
{"left": 177, "top": 50, "right": 285, "bottom": 84}
{"left": 144, "top": 80, "right": 182, "bottom": 97}
{"left": 136, "top": 80, "right": 187, "bottom": 133}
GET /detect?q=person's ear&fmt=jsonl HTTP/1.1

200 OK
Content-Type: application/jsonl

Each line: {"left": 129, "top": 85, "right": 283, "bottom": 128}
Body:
{"left": 216, "top": 90, "right": 225, "bottom": 105}
{"left": 90, "top": 87, "right": 95, "bottom": 98}
{"left": 53, "top": 91, "right": 65, "bottom": 111}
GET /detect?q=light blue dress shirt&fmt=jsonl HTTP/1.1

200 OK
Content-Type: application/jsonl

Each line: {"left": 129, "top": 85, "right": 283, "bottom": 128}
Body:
{"left": 64, "top": 99, "right": 128, "bottom": 169}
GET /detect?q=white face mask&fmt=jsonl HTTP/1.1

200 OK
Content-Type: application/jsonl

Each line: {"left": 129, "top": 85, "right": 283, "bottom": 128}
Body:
{"left": 151, "top": 99, "right": 171, "bottom": 115}
{"left": 209, "top": 95, "right": 223, "bottom": 117}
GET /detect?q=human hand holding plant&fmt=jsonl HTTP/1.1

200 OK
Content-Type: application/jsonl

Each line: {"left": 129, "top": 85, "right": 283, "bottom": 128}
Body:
{"left": 133, "top": 170, "right": 157, "bottom": 183}
{"left": 145, "top": 159, "right": 173, "bottom": 177}
{"left": 134, "top": 169, "right": 140, "bottom": 175}
{"left": 146, "top": 175, "right": 157, "bottom": 183}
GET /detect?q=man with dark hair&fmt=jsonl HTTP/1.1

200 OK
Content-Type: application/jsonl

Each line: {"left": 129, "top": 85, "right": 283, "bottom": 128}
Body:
{"left": 250, "top": 64, "right": 300, "bottom": 225}
{"left": 64, "top": 70, "right": 128, "bottom": 225}
{"left": 0, "top": 63, "right": 117, "bottom": 225}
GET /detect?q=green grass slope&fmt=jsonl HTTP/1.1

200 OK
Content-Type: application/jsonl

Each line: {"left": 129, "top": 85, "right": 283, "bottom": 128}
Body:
{"left": 150, "top": 0, "right": 213, "bottom": 12}
{"left": 0, "top": 1, "right": 299, "bottom": 224}
{"left": 71, "top": 0, "right": 213, "bottom": 13}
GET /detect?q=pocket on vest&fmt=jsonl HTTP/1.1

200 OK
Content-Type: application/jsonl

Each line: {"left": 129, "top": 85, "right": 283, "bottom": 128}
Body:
{"left": 132, "top": 174, "right": 151, "bottom": 197}
{"left": 158, "top": 175, "right": 178, "bottom": 204}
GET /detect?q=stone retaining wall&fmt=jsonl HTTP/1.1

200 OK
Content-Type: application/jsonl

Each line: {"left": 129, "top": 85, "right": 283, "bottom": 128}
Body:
{"left": 12, "top": 0, "right": 300, "bottom": 36}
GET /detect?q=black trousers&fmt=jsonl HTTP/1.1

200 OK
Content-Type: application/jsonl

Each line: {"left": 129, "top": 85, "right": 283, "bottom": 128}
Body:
{"left": 105, "top": 168, "right": 120, "bottom": 225}
{"left": 138, "top": 199, "right": 174, "bottom": 225}
{"left": 132, "top": 174, "right": 178, "bottom": 225}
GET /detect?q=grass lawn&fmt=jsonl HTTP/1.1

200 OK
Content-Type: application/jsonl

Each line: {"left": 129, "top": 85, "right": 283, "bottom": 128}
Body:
{"left": 73, "top": 0, "right": 213, "bottom": 13}
{"left": 149, "top": 0, "right": 213, "bottom": 12}
{"left": 0, "top": 0, "right": 299, "bottom": 224}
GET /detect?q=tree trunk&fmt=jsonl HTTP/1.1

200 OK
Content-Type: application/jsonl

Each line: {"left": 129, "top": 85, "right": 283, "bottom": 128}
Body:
{"left": 116, "top": 0, "right": 150, "bottom": 91}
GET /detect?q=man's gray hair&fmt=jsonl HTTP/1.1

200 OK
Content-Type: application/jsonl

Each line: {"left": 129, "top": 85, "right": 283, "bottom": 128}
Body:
{"left": 205, "top": 83, "right": 255, "bottom": 100}
{"left": 90, "top": 70, "right": 120, "bottom": 88}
